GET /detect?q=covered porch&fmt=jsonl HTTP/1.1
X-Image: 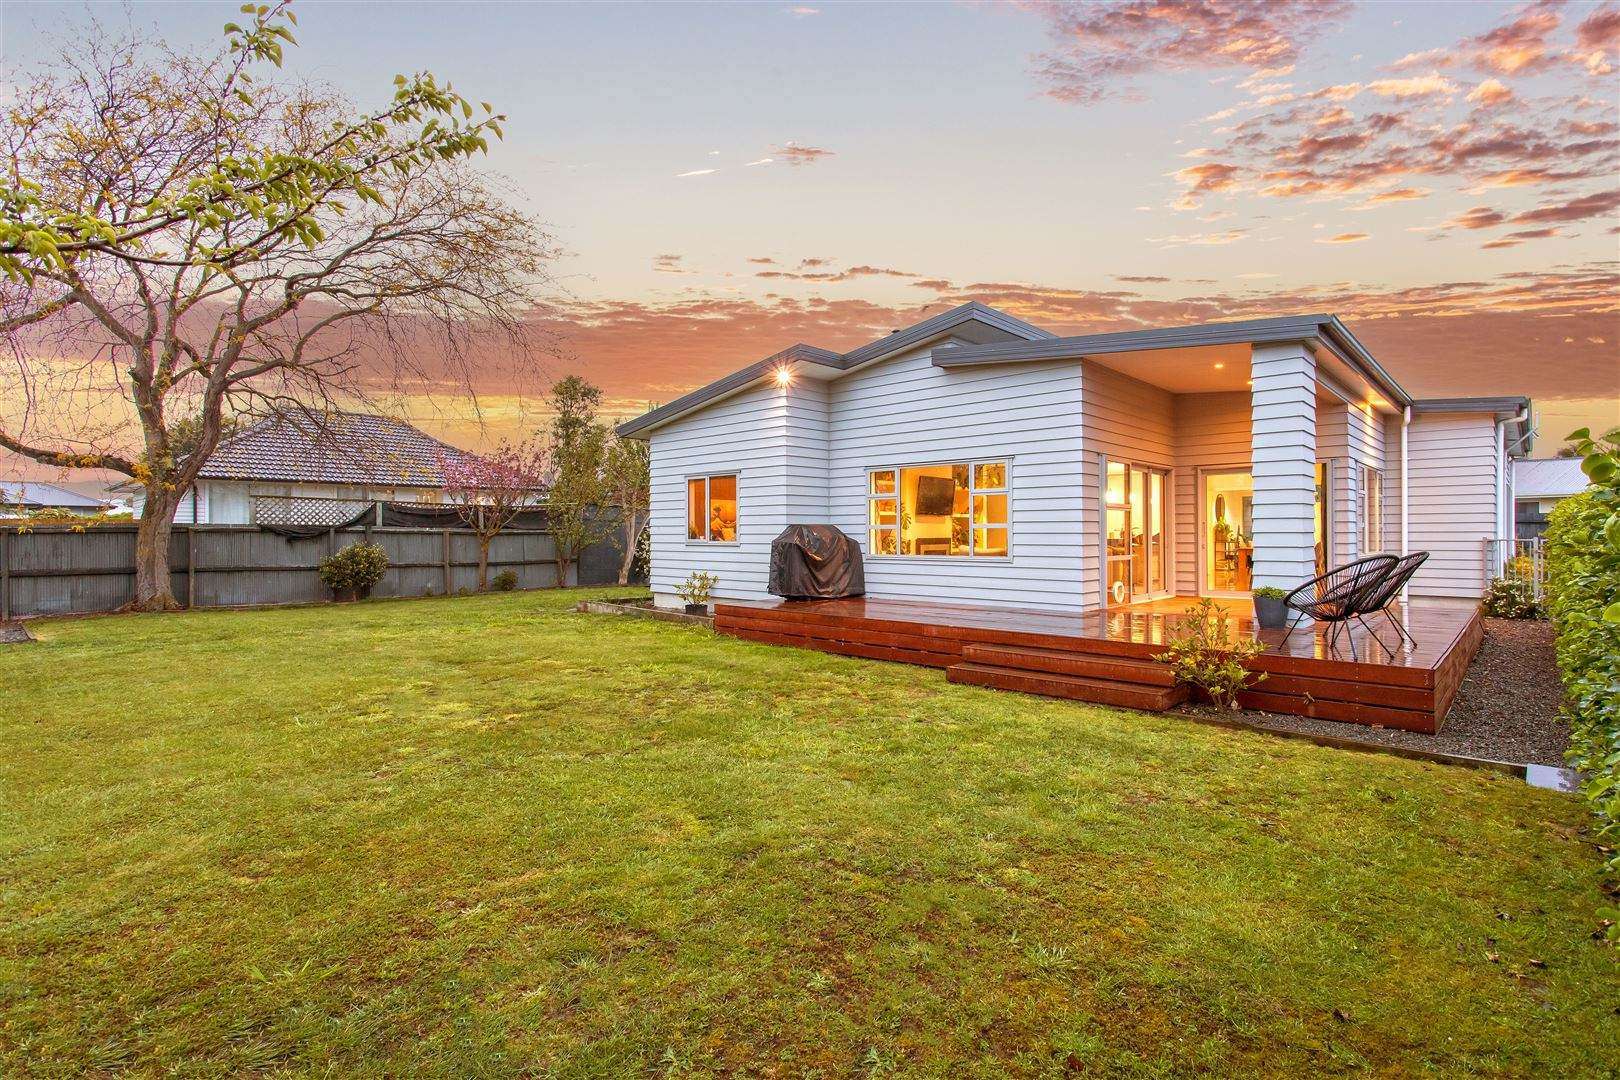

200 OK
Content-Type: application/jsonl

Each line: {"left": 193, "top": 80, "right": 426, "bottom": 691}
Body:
{"left": 714, "top": 594, "right": 1482, "bottom": 734}
{"left": 933, "top": 315, "right": 1405, "bottom": 612}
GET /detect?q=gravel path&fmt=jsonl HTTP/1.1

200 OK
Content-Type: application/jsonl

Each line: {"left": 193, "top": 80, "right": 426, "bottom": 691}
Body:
{"left": 1206, "top": 619, "right": 1570, "bottom": 766}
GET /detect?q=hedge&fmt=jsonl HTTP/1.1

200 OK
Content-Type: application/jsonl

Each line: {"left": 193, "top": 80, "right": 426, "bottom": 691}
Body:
{"left": 1543, "top": 428, "right": 1620, "bottom": 885}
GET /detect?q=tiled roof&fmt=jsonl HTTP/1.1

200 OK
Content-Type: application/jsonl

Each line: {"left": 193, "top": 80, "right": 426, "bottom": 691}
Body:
{"left": 0, "top": 480, "right": 110, "bottom": 509}
{"left": 197, "top": 412, "right": 479, "bottom": 487}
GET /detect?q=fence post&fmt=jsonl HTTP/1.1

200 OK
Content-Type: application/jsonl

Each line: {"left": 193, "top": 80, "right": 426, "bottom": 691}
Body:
{"left": 1, "top": 529, "right": 9, "bottom": 623}
{"left": 186, "top": 527, "right": 196, "bottom": 609}
{"left": 442, "top": 529, "right": 452, "bottom": 595}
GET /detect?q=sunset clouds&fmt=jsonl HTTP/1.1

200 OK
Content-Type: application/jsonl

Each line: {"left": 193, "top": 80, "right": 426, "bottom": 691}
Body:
{"left": 1024, "top": 0, "right": 1352, "bottom": 103}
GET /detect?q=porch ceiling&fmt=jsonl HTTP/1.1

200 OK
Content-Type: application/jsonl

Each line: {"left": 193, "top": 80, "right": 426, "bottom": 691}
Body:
{"left": 1086, "top": 343, "right": 1251, "bottom": 393}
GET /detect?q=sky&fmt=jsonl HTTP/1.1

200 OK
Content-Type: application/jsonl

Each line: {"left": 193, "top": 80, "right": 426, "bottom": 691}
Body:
{"left": 2, "top": 0, "right": 1617, "bottom": 474}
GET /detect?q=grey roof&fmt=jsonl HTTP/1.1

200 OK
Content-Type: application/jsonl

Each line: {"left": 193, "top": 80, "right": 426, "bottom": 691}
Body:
{"left": 931, "top": 313, "right": 1410, "bottom": 407}
{"left": 1515, "top": 458, "right": 1590, "bottom": 499}
{"left": 0, "top": 480, "right": 109, "bottom": 510}
{"left": 196, "top": 411, "right": 478, "bottom": 487}
{"left": 615, "top": 302, "right": 1050, "bottom": 437}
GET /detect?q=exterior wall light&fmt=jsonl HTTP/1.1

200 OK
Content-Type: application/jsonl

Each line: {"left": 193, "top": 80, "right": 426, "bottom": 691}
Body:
{"left": 774, "top": 366, "right": 794, "bottom": 387}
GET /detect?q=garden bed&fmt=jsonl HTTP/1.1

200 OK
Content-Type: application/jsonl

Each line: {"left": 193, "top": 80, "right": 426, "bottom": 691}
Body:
{"left": 1202, "top": 618, "right": 1569, "bottom": 768}
{"left": 576, "top": 595, "right": 712, "bottom": 627}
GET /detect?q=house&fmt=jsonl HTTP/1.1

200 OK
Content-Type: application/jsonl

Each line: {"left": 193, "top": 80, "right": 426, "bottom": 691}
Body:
{"left": 617, "top": 302, "right": 1532, "bottom": 613}
{"left": 0, "top": 480, "right": 112, "bottom": 515}
{"left": 128, "top": 411, "right": 479, "bottom": 525}
{"left": 1513, "top": 458, "right": 1590, "bottom": 539}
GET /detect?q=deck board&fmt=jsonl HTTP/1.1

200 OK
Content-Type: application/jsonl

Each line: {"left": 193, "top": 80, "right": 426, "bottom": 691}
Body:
{"left": 713, "top": 595, "right": 1483, "bottom": 734}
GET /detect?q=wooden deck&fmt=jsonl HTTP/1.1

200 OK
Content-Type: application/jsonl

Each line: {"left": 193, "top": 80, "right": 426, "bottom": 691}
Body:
{"left": 714, "top": 596, "right": 1484, "bottom": 734}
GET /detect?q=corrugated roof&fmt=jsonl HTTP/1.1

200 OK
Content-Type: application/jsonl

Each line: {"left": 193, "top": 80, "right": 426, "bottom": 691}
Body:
{"left": 1515, "top": 458, "right": 1590, "bottom": 499}
{"left": 0, "top": 480, "right": 110, "bottom": 509}
{"left": 197, "top": 412, "right": 478, "bottom": 486}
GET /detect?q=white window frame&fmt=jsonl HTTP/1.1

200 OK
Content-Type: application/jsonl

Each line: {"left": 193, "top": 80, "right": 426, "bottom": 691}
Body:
{"left": 865, "top": 458, "right": 1011, "bottom": 560}
{"left": 685, "top": 472, "right": 739, "bottom": 545}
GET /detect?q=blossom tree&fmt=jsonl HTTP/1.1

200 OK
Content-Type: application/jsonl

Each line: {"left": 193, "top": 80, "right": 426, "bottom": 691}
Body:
{"left": 437, "top": 439, "right": 549, "bottom": 590}
{"left": 602, "top": 433, "right": 650, "bottom": 586}
{"left": 0, "top": 2, "right": 550, "bottom": 609}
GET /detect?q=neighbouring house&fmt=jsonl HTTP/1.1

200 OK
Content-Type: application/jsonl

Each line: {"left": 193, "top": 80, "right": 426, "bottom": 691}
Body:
{"left": 617, "top": 302, "right": 1533, "bottom": 613}
{"left": 1513, "top": 458, "right": 1591, "bottom": 539}
{"left": 126, "top": 411, "right": 481, "bottom": 525}
{"left": 0, "top": 480, "right": 112, "bottom": 515}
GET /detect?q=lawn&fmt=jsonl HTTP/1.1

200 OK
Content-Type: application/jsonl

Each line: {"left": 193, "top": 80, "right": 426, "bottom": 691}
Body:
{"left": 2, "top": 588, "right": 1616, "bottom": 1077}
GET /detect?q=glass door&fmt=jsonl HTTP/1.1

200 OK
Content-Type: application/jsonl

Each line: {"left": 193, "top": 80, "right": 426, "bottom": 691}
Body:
{"left": 1203, "top": 471, "right": 1254, "bottom": 596}
{"left": 1106, "top": 461, "right": 1169, "bottom": 607}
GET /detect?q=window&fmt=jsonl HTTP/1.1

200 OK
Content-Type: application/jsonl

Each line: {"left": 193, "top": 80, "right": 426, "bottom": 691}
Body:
{"left": 686, "top": 474, "right": 737, "bottom": 542}
{"left": 1362, "top": 465, "right": 1383, "bottom": 553}
{"left": 867, "top": 460, "right": 1008, "bottom": 557}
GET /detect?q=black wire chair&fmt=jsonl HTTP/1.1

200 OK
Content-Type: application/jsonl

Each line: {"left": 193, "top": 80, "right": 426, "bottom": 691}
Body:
{"left": 1280, "top": 554, "right": 1398, "bottom": 661}
{"left": 1353, "top": 551, "right": 1430, "bottom": 652}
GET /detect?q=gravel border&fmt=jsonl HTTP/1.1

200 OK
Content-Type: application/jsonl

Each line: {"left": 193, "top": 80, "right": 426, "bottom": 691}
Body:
{"left": 0, "top": 622, "right": 33, "bottom": 644}
{"left": 1198, "top": 619, "right": 1569, "bottom": 767}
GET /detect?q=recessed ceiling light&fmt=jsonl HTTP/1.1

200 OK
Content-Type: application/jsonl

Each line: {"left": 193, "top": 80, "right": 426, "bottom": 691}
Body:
{"left": 774, "top": 366, "right": 793, "bottom": 387}
{"left": 1213, "top": 362, "right": 1225, "bottom": 369}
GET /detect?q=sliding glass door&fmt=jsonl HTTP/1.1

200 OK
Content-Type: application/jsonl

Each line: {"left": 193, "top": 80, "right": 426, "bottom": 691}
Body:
{"left": 1105, "top": 461, "right": 1168, "bottom": 606}
{"left": 1203, "top": 470, "right": 1254, "bottom": 596}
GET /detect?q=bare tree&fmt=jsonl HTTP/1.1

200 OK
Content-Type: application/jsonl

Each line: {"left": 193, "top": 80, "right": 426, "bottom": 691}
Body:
{"left": 437, "top": 438, "right": 549, "bottom": 590}
{"left": 603, "top": 434, "right": 649, "bottom": 586}
{"left": 0, "top": 3, "right": 551, "bottom": 609}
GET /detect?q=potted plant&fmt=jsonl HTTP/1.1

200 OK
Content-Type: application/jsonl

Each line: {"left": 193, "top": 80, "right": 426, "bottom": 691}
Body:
{"left": 318, "top": 541, "right": 389, "bottom": 602}
{"left": 677, "top": 570, "right": 718, "bottom": 616}
{"left": 1252, "top": 585, "right": 1290, "bottom": 630}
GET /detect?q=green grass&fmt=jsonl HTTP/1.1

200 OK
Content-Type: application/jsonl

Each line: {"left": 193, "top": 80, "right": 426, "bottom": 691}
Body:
{"left": 2, "top": 588, "right": 1616, "bottom": 1077}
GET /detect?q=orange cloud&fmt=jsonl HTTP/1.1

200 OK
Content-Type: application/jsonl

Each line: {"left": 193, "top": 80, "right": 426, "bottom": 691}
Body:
{"left": 1023, "top": 0, "right": 1352, "bottom": 104}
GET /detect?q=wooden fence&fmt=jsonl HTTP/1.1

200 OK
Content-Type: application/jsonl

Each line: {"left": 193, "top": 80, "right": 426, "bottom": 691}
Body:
{"left": 1, "top": 524, "right": 628, "bottom": 618}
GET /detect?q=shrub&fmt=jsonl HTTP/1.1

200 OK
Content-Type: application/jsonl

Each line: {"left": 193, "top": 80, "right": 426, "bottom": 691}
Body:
{"left": 1482, "top": 575, "right": 1540, "bottom": 619}
{"left": 491, "top": 569, "right": 519, "bottom": 592}
{"left": 317, "top": 542, "right": 388, "bottom": 597}
{"left": 1544, "top": 427, "right": 1620, "bottom": 894}
{"left": 1156, "top": 597, "right": 1267, "bottom": 710}
{"left": 677, "top": 570, "right": 718, "bottom": 608}
{"left": 1252, "top": 586, "right": 1288, "bottom": 601}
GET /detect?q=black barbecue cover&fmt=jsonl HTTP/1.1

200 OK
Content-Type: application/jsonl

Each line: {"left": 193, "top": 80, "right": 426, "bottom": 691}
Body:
{"left": 768, "top": 525, "right": 865, "bottom": 599}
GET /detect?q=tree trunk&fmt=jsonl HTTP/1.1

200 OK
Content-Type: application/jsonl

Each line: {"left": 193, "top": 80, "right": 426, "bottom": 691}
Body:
{"left": 477, "top": 534, "right": 491, "bottom": 590}
{"left": 555, "top": 552, "right": 572, "bottom": 588}
{"left": 617, "top": 515, "right": 636, "bottom": 586}
{"left": 129, "top": 489, "right": 182, "bottom": 611}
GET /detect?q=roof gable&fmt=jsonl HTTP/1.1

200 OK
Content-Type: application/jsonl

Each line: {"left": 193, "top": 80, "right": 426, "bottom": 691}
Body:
{"left": 615, "top": 302, "right": 1050, "bottom": 437}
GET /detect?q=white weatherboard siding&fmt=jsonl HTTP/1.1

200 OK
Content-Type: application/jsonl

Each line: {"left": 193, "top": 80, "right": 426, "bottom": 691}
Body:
{"left": 1249, "top": 344, "right": 1318, "bottom": 590}
{"left": 1403, "top": 411, "right": 1501, "bottom": 599}
{"left": 647, "top": 379, "right": 821, "bottom": 604}
{"left": 827, "top": 344, "right": 1087, "bottom": 611}
{"left": 1171, "top": 392, "right": 1251, "bottom": 596}
{"left": 1079, "top": 364, "right": 1175, "bottom": 606}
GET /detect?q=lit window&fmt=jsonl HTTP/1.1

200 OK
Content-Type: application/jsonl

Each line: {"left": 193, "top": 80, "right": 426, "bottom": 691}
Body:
{"left": 867, "top": 460, "right": 1008, "bottom": 557}
{"left": 686, "top": 474, "right": 737, "bottom": 542}
{"left": 1362, "top": 466, "right": 1383, "bottom": 553}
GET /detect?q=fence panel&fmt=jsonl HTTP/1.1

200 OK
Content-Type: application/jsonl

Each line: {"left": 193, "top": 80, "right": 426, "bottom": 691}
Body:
{"left": 1483, "top": 537, "right": 1547, "bottom": 600}
{"left": 1, "top": 523, "right": 631, "bottom": 619}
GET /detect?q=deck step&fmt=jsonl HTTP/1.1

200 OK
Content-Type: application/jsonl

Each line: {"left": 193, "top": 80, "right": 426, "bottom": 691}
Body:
{"left": 960, "top": 643, "right": 1178, "bottom": 686}
{"left": 947, "top": 662, "right": 1191, "bottom": 711}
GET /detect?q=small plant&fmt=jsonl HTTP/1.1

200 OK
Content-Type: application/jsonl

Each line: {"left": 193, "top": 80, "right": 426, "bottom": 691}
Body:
{"left": 491, "top": 569, "right": 519, "bottom": 592}
{"left": 676, "top": 570, "right": 718, "bottom": 611}
{"left": 317, "top": 542, "right": 388, "bottom": 601}
{"left": 1156, "top": 597, "right": 1266, "bottom": 710}
{"left": 1482, "top": 575, "right": 1540, "bottom": 619}
{"left": 1252, "top": 586, "right": 1287, "bottom": 601}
